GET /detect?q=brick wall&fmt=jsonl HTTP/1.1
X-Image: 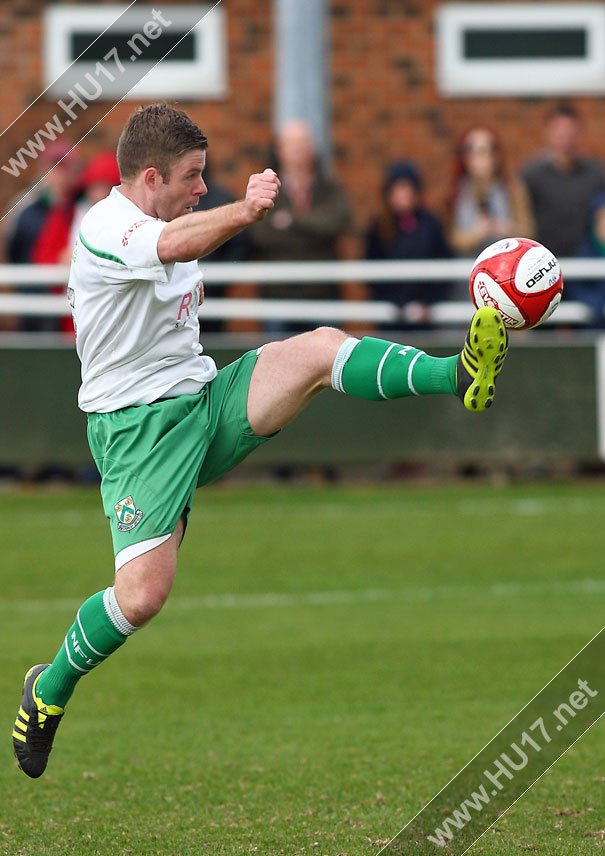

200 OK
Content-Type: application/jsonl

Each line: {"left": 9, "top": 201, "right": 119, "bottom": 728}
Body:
{"left": 1, "top": 0, "right": 604, "bottom": 235}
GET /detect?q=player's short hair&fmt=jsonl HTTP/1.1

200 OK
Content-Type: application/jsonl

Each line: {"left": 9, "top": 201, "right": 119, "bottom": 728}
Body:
{"left": 117, "top": 103, "right": 208, "bottom": 180}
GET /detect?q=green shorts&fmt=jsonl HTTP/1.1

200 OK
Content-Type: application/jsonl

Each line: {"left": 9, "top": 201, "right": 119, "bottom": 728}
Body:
{"left": 87, "top": 350, "right": 272, "bottom": 569}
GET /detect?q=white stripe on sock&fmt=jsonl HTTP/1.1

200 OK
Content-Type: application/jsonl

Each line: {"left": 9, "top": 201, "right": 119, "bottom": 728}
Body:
{"left": 331, "top": 337, "right": 359, "bottom": 393}
{"left": 63, "top": 638, "right": 89, "bottom": 673}
{"left": 103, "top": 587, "right": 138, "bottom": 637}
{"left": 76, "top": 610, "right": 109, "bottom": 659}
{"left": 407, "top": 351, "right": 424, "bottom": 396}
{"left": 377, "top": 343, "right": 398, "bottom": 399}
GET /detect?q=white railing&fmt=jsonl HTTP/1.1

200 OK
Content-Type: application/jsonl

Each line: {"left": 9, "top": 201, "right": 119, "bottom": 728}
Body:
{"left": 0, "top": 258, "right": 601, "bottom": 325}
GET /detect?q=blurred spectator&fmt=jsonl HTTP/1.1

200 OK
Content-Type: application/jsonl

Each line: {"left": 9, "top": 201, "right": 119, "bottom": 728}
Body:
{"left": 365, "top": 161, "right": 453, "bottom": 327}
{"left": 449, "top": 126, "right": 534, "bottom": 258}
{"left": 6, "top": 140, "right": 79, "bottom": 332}
{"left": 193, "top": 162, "right": 251, "bottom": 332}
{"left": 246, "top": 119, "right": 357, "bottom": 331}
{"left": 521, "top": 104, "right": 605, "bottom": 257}
{"left": 65, "top": 150, "right": 121, "bottom": 258}
{"left": 193, "top": 163, "right": 251, "bottom": 263}
{"left": 565, "top": 193, "right": 605, "bottom": 327}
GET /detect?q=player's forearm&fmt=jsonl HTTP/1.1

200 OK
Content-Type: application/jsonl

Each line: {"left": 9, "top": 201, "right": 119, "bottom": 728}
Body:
{"left": 157, "top": 201, "right": 254, "bottom": 263}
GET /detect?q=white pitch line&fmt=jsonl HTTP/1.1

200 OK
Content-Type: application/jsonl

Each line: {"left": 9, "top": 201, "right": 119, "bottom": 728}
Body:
{"left": 1, "top": 578, "right": 604, "bottom": 613}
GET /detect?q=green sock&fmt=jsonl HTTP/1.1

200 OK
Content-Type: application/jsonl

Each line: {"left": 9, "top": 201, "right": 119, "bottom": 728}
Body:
{"left": 332, "top": 336, "right": 458, "bottom": 401}
{"left": 36, "top": 588, "right": 137, "bottom": 708}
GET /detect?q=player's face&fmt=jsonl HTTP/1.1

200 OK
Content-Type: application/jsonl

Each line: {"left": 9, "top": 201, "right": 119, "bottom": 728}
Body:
{"left": 155, "top": 150, "right": 207, "bottom": 221}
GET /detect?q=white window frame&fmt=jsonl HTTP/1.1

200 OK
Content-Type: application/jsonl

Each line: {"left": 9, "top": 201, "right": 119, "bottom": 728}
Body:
{"left": 44, "top": 4, "right": 227, "bottom": 100}
{"left": 436, "top": 3, "right": 605, "bottom": 96}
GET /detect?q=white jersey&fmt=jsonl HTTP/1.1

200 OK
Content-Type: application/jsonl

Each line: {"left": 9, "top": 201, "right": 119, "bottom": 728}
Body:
{"left": 69, "top": 187, "right": 217, "bottom": 412}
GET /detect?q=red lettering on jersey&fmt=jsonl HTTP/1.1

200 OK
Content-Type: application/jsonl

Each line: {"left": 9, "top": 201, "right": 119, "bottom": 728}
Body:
{"left": 177, "top": 292, "right": 193, "bottom": 322}
{"left": 122, "top": 219, "right": 160, "bottom": 247}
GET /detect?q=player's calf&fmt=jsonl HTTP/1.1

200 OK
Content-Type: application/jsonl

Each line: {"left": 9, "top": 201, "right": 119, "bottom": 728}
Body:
{"left": 330, "top": 308, "right": 507, "bottom": 411}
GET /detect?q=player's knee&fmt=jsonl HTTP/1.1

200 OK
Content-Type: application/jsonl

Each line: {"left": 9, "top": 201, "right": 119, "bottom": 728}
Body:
{"left": 309, "top": 326, "right": 346, "bottom": 348}
{"left": 121, "top": 586, "right": 169, "bottom": 626}
{"left": 304, "top": 326, "right": 348, "bottom": 361}
{"left": 116, "top": 569, "right": 174, "bottom": 626}
{"left": 305, "top": 326, "right": 349, "bottom": 382}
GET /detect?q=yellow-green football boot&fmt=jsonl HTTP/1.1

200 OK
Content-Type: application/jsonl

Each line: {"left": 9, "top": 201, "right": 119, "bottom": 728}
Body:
{"left": 13, "top": 664, "right": 64, "bottom": 778}
{"left": 457, "top": 306, "right": 508, "bottom": 412}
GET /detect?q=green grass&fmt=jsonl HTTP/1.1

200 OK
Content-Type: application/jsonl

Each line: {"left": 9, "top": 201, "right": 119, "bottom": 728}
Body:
{"left": 0, "top": 482, "right": 603, "bottom": 855}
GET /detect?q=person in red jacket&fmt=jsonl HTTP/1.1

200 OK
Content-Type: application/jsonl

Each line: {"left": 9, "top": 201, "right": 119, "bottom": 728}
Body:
{"left": 6, "top": 140, "right": 79, "bottom": 332}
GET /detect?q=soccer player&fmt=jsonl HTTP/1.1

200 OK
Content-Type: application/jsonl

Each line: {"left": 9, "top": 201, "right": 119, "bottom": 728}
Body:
{"left": 12, "top": 104, "right": 508, "bottom": 778}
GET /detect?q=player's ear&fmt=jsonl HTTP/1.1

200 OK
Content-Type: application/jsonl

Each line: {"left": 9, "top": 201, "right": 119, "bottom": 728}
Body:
{"left": 142, "top": 166, "right": 161, "bottom": 190}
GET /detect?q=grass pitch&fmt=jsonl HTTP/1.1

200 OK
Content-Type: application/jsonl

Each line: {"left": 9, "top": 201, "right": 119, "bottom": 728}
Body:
{"left": 0, "top": 482, "right": 603, "bottom": 855}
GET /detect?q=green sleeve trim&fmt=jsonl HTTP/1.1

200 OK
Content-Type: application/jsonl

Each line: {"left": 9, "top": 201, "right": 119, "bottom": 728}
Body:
{"left": 78, "top": 231, "right": 127, "bottom": 266}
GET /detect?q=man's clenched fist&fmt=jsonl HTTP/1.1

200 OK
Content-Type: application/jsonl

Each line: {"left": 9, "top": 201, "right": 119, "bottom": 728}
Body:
{"left": 245, "top": 168, "right": 281, "bottom": 220}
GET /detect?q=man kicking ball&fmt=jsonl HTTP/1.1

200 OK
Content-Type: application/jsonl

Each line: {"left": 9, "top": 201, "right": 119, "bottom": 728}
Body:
{"left": 12, "top": 104, "right": 507, "bottom": 778}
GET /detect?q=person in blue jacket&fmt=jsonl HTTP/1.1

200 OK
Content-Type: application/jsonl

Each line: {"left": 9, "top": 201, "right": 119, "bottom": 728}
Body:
{"left": 365, "top": 161, "right": 453, "bottom": 328}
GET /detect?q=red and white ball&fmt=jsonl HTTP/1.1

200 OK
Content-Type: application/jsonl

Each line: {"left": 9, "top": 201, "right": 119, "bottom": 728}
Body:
{"left": 469, "top": 238, "right": 563, "bottom": 329}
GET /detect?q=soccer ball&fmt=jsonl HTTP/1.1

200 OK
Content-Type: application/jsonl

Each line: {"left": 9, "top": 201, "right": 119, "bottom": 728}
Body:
{"left": 469, "top": 238, "right": 563, "bottom": 329}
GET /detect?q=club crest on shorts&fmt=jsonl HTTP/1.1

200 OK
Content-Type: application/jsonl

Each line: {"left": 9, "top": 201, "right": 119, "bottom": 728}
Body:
{"left": 114, "top": 495, "right": 143, "bottom": 532}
